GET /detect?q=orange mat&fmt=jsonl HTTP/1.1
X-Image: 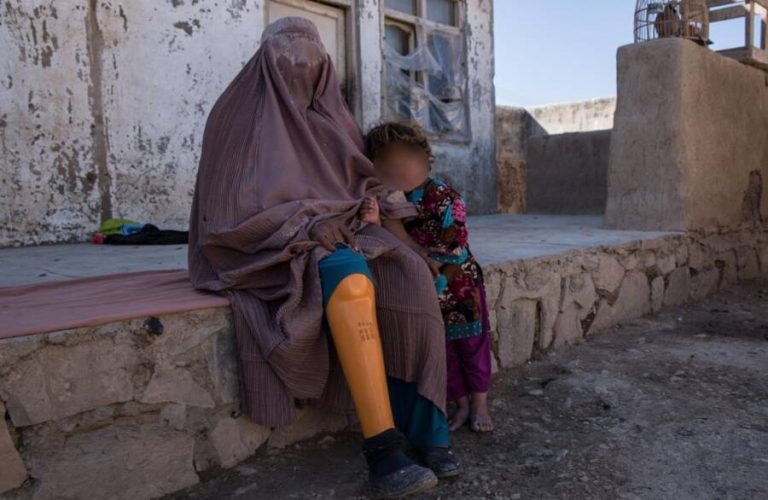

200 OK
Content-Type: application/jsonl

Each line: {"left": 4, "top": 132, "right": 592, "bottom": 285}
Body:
{"left": 0, "top": 270, "right": 230, "bottom": 339}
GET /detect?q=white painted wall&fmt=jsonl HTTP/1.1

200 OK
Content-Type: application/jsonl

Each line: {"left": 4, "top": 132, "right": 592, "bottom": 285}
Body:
{"left": 0, "top": 0, "right": 496, "bottom": 247}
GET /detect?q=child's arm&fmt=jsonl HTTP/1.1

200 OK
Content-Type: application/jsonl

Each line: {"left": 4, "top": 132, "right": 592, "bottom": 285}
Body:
{"left": 381, "top": 218, "right": 442, "bottom": 277}
{"left": 359, "top": 196, "right": 381, "bottom": 225}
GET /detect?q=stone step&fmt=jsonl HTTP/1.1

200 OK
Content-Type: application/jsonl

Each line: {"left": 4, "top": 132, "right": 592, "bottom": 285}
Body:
{"left": 1, "top": 215, "right": 766, "bottom": 499}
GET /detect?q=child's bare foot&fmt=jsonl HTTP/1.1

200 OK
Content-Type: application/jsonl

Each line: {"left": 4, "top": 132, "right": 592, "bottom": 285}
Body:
{"left": 470, "top": 392, "right": 494, "bottom": 433}
{"left": 448, "top": 396, "right": 470, "bottom": 431}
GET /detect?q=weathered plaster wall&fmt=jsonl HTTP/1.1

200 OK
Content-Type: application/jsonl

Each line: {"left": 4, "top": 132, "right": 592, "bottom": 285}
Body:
{"left": 98, "top": 1, "right": 267, "bottom": 232}
{"left": 495, "top": 99, "right": 615, "bottom": 214}
{"left": 0, "top": 0, "right": 499, "bottom": 246}
{"left": 1, "top": 2, "right": 103, "bottom": 246}
{"left": 358, "top": 0, "right": 382, "bottom": 132}
{"left": 495, "top": 106, "right": 528, "bottom": 213}
{"left": 527, "top": 97, "right": 616, "bottom": 135}
{"left": 606, "top": 39, "right": 768, "bottom": 231}
{"left": 2, "top": 222, "right": 766, "bottom": 498}
{"left": 1, "top": 0, "right": 265, "bottom": 247}
{"left": 526, "top": 130, "right": 610, "bottom": 215}
{"left": 429, "top": 0, "right": 497, "bottom": 214}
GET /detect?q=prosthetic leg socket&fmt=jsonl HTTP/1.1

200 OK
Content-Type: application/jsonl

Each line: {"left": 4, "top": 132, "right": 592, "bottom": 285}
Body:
{"left": 325, "top": 273, "right": 395, "bottom": 438}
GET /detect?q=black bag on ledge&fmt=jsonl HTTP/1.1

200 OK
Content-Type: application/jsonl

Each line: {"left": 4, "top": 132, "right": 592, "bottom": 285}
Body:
{"left": 105, "top": 224, "right": 189, "bottom": 245}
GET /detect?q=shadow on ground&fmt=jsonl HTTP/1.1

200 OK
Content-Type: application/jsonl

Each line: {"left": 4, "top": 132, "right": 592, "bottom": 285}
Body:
{"left": 168, "top": 279, "right": 768, "bottom": 500}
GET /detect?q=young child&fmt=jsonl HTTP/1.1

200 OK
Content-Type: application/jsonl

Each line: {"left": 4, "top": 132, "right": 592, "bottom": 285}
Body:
{"left": 361, "top": 122, "right": 493, "bottom": 433}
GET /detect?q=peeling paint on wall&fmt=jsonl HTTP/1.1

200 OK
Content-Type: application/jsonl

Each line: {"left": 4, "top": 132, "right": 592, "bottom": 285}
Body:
{"left": 86, "top": 0, "right": 112, "bottom": 222}
{"left": 1, "top": 0, "right": 495, "bottom": 246}
{"left": 91, "top": 0, "right": 267, "bottom": 236}
{"left": 1, "top": 0, "right": 264, "bottom": 246}
{"left": 1, "top": 1, "right": 101, "bottom": 246}
{"left": 433, "top": 0, "right": 496, "bottom": 214}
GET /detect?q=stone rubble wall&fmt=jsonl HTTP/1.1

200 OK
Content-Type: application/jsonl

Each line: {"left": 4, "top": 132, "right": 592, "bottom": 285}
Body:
{"left": 0, "top": 309, "right": 347, "bottom": 499}
{"left": 1, "top": 224, "right": 766, "bottom": 499}
{"left": 484, "top": 223, "right": 768, "bottom": 370}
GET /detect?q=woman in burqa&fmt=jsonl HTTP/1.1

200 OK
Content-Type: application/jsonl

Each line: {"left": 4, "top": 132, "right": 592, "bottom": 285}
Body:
{"left": 189, "top": 18, "right": 459, "bottom": 497}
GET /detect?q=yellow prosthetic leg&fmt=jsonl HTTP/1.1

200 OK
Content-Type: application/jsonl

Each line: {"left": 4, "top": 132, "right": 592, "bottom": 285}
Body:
{"left": 325, "top": 273, "right": 395, "bottom": 438}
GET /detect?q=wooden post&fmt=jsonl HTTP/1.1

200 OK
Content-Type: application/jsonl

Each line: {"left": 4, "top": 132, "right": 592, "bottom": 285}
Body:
{"left": 758, "top": 1, "right": 768, "bottom": 49}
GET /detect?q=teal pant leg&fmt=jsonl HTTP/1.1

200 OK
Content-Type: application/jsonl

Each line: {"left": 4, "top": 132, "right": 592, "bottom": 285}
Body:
{"left": 318, "top": 247, "right": 373, "bottom": 306}
{"left": 388, "top": 377, "right": 450, "bottom": 449}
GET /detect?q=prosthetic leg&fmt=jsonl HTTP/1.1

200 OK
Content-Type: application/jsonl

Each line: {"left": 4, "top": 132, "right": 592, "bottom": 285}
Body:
{"left": 325, "top": 273, "right": 394, "bottom": 438}
{"left": 320, "top": 249, "right": 437, "bottom": 497}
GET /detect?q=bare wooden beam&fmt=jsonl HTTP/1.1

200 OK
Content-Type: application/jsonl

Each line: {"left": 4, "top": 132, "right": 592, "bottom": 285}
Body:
{"left": 708, "top": 0, "right": 739, "bottom": 8}
{"left": 709, "top": 4, "right": 748, "bottom": 22}
{"left": 756, "top": 2, "right": 768, "bottom": 48}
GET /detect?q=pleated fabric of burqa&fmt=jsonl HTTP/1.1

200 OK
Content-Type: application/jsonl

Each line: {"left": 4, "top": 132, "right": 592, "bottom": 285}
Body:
{"left": 188, "top": 18, "right": 446, "bottom": 426}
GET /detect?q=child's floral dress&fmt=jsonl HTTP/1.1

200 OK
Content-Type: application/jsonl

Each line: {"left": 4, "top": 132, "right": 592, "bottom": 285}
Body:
{"left": 404, "top": 178, "right": 486, "bottom": 341}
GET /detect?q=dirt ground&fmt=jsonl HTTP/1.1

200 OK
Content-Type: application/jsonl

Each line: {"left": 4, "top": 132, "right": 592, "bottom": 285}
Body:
{"left": 169, "top": 278, "right": 768, "bottom": 500}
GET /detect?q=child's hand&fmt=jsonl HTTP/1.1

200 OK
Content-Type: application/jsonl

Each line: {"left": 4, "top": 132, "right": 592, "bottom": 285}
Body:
{"left": 359, "top": 196, "right": 381, "bottom": 226}
{"left": 426, "top": 258, "right": 443, "bottom": 277}
{"left": 416, "top": 249, "right": 442, "bottom": 277}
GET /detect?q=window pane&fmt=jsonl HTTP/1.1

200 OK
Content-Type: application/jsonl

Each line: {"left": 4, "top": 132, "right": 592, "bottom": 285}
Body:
{"left": 386, "top": 0, "right": 417, "bottom": 15}
{"left": 426, "top": 0, "right": 455, "bottom": 25}
{"left": 385, "top": 24, "right": 412, "bottom": 55}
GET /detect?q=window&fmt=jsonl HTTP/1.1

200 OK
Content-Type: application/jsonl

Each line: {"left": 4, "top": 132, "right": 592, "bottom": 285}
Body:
{"left": 386, "top": 0, "right": 418, "bottom": 16}
{"left": 382, "top": 0, "right": 468, "bottom": 139}
{"left": 384, "top": 20, "right": 416, "bottom": 57}
{"left": 426, "top": 0, "right": 456, "bottom": 25}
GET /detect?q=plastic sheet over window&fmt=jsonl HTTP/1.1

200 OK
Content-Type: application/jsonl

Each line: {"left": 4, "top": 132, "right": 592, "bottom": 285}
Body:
{"left": 383, "top": 26, "right": 468, "bottom": 138}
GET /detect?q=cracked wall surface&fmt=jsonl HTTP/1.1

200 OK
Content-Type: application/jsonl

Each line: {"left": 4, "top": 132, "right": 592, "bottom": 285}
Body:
{"left": 1, "top": 0, "right": 266, "bottom": 247}
{"left": 1, "top": 1, "right": 102, "bottom": 246}
{"left": 1, "top": 0, "right": 497, "bottom": 247}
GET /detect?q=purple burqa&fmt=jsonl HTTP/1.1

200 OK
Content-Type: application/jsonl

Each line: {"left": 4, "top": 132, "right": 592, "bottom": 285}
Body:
{"left": 188, "top": 18, "right": 446, "bottom": 426}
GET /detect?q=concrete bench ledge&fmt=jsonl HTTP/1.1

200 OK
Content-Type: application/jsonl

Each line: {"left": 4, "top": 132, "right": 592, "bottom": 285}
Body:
{"left": 1, "top": 216, "right": 767, "bottom": 498}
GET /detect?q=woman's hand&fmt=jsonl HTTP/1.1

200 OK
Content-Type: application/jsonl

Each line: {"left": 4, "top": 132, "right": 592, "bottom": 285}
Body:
{"left": 310, "top": 219, "right": 358, "bottom": 251}
{"left": 359, "top": 196, "right": 381, "bottom": 226}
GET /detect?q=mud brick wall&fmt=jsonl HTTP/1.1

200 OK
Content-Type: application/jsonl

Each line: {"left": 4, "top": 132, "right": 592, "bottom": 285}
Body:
{"left": 606, "top": 38, "right": 768, "bottom": 231}
{"left": 526, "top": 130, "right": 610, "bottom": 215}
{"left": 495, "top": 98, "right": 616, "bottom": 215}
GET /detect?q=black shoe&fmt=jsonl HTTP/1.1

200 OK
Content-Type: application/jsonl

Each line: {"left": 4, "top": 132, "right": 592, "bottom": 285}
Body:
{"left": 363, "top": 429, "right": 439, "bottom": 498}
{"left": 422, "top": 446, "right": 461, "bottom": 478}
{"left": 367, "top": 463, "right": 438, "bottom": 498}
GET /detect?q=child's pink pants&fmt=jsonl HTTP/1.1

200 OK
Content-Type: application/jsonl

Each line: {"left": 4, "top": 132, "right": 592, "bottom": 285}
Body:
{"left": 446, "top": 282, "right": 491, "bottom": 402}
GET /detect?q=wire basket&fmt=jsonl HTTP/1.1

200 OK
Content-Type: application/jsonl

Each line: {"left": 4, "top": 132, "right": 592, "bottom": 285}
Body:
{"left": 635, "top": 0, "right": 710, "bottom": 45}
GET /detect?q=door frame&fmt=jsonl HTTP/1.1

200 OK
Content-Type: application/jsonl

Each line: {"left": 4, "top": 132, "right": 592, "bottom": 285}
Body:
{"left": 264, "top": 0, "right": 362, "bottom": 121}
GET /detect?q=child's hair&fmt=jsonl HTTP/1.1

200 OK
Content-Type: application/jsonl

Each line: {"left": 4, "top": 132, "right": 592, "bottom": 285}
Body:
{"left": 364, "top": 122, "right": 435, "bottom": 166}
